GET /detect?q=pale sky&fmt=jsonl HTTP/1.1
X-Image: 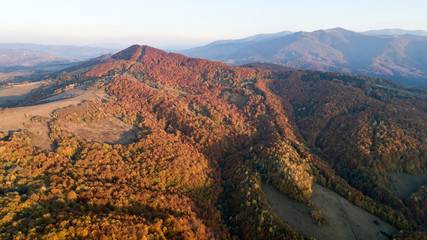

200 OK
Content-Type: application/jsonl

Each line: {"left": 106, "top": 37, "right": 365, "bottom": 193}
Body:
{"left": 1, "top": 0, "right": 427, "bottom": 49}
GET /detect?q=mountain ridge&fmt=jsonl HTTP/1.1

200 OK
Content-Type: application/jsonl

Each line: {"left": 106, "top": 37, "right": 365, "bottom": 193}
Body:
{"left": 365, "top": 29, "right": 427, "bottom": 37}
{"left": 179, "top": 28, "right": 427, "bottom": 88}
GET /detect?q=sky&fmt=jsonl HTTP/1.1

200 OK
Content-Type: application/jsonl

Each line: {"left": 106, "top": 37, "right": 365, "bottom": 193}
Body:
{"left": 1, "top": 0, "right": 427, "bottom": 49}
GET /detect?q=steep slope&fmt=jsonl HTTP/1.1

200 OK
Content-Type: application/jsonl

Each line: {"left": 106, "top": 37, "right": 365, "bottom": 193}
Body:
{"left": 0, "top": 45, "right": 426, "bottom": 239}
{"left": 180, "top": 28, "right": 427, "bottom": 88}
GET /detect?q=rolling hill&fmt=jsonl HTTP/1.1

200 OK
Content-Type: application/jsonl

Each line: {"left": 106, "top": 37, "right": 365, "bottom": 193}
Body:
{"left": 0, "top": 45, "right": 426, "bottom": 239}
{"left": 180, "top": 28, "right": 427, "bottom": 88}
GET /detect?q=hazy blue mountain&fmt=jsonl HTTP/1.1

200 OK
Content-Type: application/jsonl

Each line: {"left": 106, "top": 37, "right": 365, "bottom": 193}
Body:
{"left": 179, "top": 28, "right": 427, "bottom": 88}
{"left": 365, "top": 29, "right": 427, "bottom": 37}
{"left": 0, "top": 43, "right": 118, "bottom": 68}
{"left": 179, "top": 31, "right": 293, "bottom": 61}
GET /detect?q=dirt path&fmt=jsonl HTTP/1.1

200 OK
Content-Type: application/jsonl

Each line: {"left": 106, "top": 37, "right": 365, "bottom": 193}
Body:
{"left": 262, "top": 182, "right": 397, "bottom": 240}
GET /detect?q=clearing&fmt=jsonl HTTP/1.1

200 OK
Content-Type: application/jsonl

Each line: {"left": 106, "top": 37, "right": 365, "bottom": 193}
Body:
{"left": 0, "top": 81, "right": 45, "bottom": 107}
{"left": 0, "top": 87, "right": 108, "bottom": 150}
{"left": 0, "top": 72, "right": 31, "bottom": 82}
{"left": 388, "top": 172, "right": 427, "bottom": 200}
{"left": 61, "top": 118, "right": 139, "bottom": 145}
{"left": 262, "top": 182, "right": 397, "bottom": 240}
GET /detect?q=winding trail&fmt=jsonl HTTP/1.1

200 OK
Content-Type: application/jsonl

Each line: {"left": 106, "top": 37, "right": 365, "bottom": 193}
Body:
{"left": 335, "top": 195, "right": 357, "bottom": 240}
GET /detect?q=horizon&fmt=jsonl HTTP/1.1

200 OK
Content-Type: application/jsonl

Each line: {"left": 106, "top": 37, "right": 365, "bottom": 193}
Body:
{"left": 2, "top": 0, "right": 427, "bottom": 49}
{"left": 2, "top": 27, "right": 427, "bottom": 51}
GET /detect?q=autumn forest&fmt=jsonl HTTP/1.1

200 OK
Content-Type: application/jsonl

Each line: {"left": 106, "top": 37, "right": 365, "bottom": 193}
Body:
{"left": 0, "top": 45, "right": 426, "bottom": 239}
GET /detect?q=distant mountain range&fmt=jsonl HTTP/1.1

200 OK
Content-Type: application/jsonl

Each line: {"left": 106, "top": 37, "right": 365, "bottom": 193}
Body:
{"left": 0, "top": 43, "right": 118, "bottom": 72}
{"left": 365, "top": 29, "right": 427, "bottom": 37}
{"left": 179, "top": 28, "right": 427, "bottom": 88}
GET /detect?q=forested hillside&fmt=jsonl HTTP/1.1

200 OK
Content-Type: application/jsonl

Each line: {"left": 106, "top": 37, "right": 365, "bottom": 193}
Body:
{"left": 0, "top": 45, "right": 426, "bottom": 239}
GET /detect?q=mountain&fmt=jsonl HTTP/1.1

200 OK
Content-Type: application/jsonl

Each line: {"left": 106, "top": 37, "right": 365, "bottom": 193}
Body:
{"left": 0, "top": 45, "right": 426, "bottom": 239}
{"left": 366, "top": 29, "right": 427, "bottom": 37}
{"left": 179, "top": 31, "right": 293, "bottom": 61}
{"left": 180, "top": 28, "right": 427, "bottom": 88}
{"left": 0, "top": 43, "right": 118, "bottom": 72}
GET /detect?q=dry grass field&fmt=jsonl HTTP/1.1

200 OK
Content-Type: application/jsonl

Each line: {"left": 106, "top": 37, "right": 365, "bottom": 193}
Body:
{"left": 262, "top": 182, "right": 398, "bottom": 240}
